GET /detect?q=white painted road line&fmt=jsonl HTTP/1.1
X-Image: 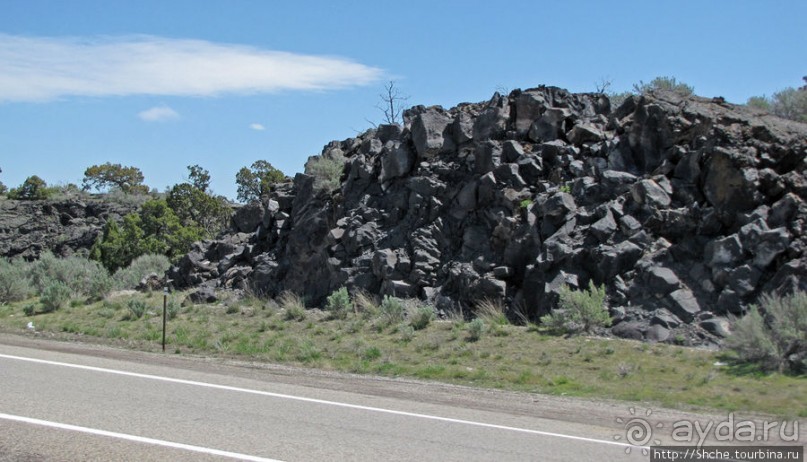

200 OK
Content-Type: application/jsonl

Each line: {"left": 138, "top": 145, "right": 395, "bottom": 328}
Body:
{"left": 0, "top": 412, "right": 283, "bottom": 462}
{"left": 0, "top": 352, "right": 638, "bottom": 450}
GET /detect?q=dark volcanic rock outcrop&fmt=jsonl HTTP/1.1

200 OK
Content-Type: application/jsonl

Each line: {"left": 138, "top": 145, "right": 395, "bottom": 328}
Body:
{"left": 169, "top": 87, "right": 807, "bottom": 346}
{"left": 0, "top": 198, "right": 136, "bottom": 260}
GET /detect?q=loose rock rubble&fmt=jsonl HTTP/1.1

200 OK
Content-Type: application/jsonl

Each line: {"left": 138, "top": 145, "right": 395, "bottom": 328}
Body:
{"left": 169, "top": 87, "right": 807, "bottom": 346}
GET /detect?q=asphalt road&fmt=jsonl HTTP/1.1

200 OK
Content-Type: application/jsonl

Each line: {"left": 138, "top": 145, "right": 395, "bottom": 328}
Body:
{"left": 0, "top": 335, "right": 671, "bottom": 461}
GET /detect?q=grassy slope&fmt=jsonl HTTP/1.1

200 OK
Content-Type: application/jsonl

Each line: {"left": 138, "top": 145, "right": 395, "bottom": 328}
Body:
{"left": 1, "top": 291, "right": 805, "bottom": 418}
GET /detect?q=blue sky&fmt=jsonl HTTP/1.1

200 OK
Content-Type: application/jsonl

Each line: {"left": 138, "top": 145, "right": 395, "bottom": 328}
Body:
{"left": 1, "top": 0, "right": 805, "bottom": 200}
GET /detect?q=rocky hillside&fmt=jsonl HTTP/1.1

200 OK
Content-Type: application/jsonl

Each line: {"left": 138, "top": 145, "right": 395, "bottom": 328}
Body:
{"left": 0, "top": 197, "right": 136, "bottom": 260}
{"left": 169, "top": 87, "right": 807, "bottom": 346}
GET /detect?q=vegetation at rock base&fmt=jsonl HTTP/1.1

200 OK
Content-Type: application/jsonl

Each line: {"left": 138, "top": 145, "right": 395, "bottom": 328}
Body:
{"left": 540, "top": 282, "right": 611, "bottom": 335}
{"left": 91, "top": 199, "right": 204, "bottom": 271}
{"left": 725, "top": 292, "right": 807, "bottom": 374}
{"left": 325, "top": 287, "right": 352, "bottom": 320}
{"left": 408, "top": 304, "right": 434, "bottom": 331}
{"left": 2, "top": 284, "right": 804, "bottom": 417}
{"left": 90, "top": 165, "right": 231, "bottom": 272}
{"left": 166, "top": 165, "right": 231, "bottom": 236}
{"left": 2, "top": 81, "right": 807, "bottom": 420}
{"left": 111, "top": 254, "right": 172, "bottom": 291}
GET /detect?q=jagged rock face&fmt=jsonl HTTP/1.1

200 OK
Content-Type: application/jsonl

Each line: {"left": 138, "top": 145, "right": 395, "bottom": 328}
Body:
{"left": 0, "top": 198, "right": 137, "bottom": 260}
{"left": 169, "top": 86, "right": 807, "bottom": 346}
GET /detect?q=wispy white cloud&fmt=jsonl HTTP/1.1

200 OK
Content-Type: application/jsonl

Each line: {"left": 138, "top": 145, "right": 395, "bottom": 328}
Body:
{"left": 249, "top": 123, "right": 266, "bottom": 131}
{"left": 0, "top": 34, "right": 384, "bottom": 102}
{"left": 138, "top": 105, "right": 180, "bottom": 122}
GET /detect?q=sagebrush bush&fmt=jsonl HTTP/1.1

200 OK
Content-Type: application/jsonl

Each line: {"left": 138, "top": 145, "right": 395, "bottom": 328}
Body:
{"left": 30, "top": 252, "right": 112, "bottom": 300}
{"left": 409, "top": 305, "right": 434, "bottom": 330}
{"left": 0, "top": 259, "right": 32, "bottom": 303}
{"left": 40, "top": 281, "right": 71, "bottom": 312}
{"left": 632, "top": 76, "right": 694, "bottom": 97}
{"left": 380, "top": 296, "right": 406, "bottom": 324}
{"left": 326, "top": 287, "right": 352, "bottom": 319}
{"left": 399, "top": 324, "right": 416, "bottom": 342}
{"left": 126, "top": 299, "right": 147, "bottom": 320}
{"left": 467, "top": 318, "right": 485, "bottom": 342}
{"left": 113, "top": 254, "right": 171, "bottom": 290}
{"left": 305, "top": 152, "right": 347, "bottom": 192}
{"left": 747, "top": 83, "right": 807, "bottom": 123}
{"left": 540, "top": 281, "right": 611, "bottom": 334}
{"left": 725, "top": 292, "right": 807, "bottom": 374}
{"left": 166, "top": 297, "right": 180, "bottom": 320}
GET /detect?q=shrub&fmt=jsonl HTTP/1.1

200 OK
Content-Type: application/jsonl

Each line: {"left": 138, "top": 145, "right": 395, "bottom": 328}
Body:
{"left": 91, "top": 200, "right": 203, "bottom": 271}
{"left": 540, "top": 281, "right": 611, "bottom": 334}
{"left": 235, "top": 160, "right": 286, "bottom": 203}
{"left": 40, "top": 281, "right": 71, "bottom": 312}
{"left": 104, "top": 188, "right": 151, "bottom": 208}
{"left": 166, "top": 297, "right": 180, "bottom": 320}
{"left": 632, "top": 76, "right": 694, "bottom": 97}
{"left": 326, "top": 287, "right": 352, "bottom": 319}
{"left": 409, "top": 305, "right": 434, "bottom": 331}
{"left": 30, "top": 253, "right": 112, "bottom": 300}
{"left": 467, "top": 318, "right": 485, "bottom": 342}
{"left": 770, "top": 87, "right": 807, "bottom": 123}
{"left": 746, "top": 78, "right": 807, "bottom": 123}
{"left": 608, "top": 91, "right": 633, "bottom": 109}
{"left": 23, "top": 304, "right": 36, "bottom": 316}
{"left": 166, "top": 167, "right": 231, "bottom": 237}
{"left": 362, "top": 346, "right": 382, "bottom": 361}
{"left": 476, "top": 298, "right": 509, "bottom": 326}
{"left": 0, "top": 259, "right": 32, "bottom": 302}
{"left": 746, "top": 95, "right": 771, "bottom": 111}
{"left": 725, "top": 292, "right": 807, "bottom": 374}
{"left": 380, "top": 296, "right": 406, "bottom": 324}
{"left": 112, "top": 254, "right": 171, "bottom": 290}
{"left": 50, "top": 183, "right": 91, "bottom": 201}
{"left": 8, "top": 175, "right": 52, "bottom": 200}
{"left": 399, "top": 324, "right": 416, "bottom": 342}
{"left": 354, "top": 291, "right": 380, "bottom": 318}
{"left": 126, "top": 299, "right": 147, "bottom": 319}
{"left": 304, "top": 152, "right": 347, "bottom": 192}
{"left": 279, "top": 292, "right": 306, "bottom": 321}
{"left": 86, "top": 269, "right": 114, "bottom": 301}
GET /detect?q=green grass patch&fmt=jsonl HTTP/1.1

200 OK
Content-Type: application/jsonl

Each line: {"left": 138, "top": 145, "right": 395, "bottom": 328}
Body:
{"left": 0, "top": 291, "right": 805, "bottom": 417}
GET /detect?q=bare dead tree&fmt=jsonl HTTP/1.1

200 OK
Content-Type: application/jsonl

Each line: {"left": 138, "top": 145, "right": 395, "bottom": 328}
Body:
{"left": 376, "top": 81, "right": 409, "bottom": 125}
{"left": 594, "top": 77, "right": 613, "bottom": 94}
